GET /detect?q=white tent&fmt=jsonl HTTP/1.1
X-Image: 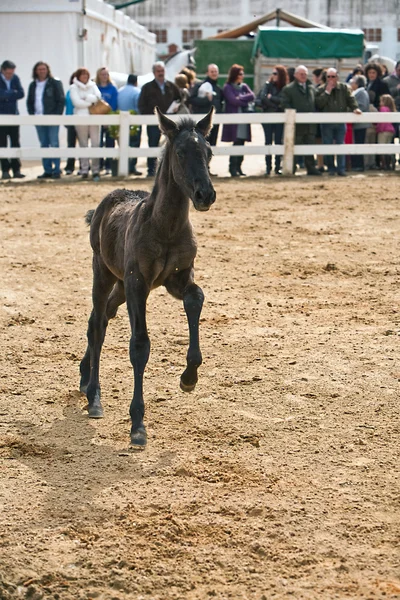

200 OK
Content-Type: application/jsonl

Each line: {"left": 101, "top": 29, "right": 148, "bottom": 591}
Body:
{"left": 0, "top": 0, "right": 156, "bottom": 145}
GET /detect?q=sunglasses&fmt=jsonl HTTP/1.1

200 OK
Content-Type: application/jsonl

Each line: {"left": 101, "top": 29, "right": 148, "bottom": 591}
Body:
{"left": 327, "top": 75, "right": 337, "bottom": 78}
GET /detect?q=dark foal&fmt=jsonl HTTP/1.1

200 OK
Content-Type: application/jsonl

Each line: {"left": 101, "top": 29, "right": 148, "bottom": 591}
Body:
{"left": 80, "top": 107, "right": 216, "bottom": 448}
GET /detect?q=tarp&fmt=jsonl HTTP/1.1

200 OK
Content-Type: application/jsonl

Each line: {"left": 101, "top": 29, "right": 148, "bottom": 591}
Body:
{"left": 252, "top": 27, "right": 364, "bottom": 60}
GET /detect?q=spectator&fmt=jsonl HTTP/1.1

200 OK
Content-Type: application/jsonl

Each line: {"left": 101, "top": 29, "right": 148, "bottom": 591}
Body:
{"left": 27, "top": 61, "right": 65, "bottom": 179}
{"left": 287, "top": 67, "right": 295, "bottom": 83}
{"left": 312, "top": 68, "right": 327, "bottom": 172}
{"left": 118, "top": 74, "right": 142, "bottom": 176}
{"left": 174, "top": 74, "right": 191, "bottom": 113}
{"left": 364, "top": 91, "right": 379, "bottom": 171}
{"left": 255, "top": 64, "right": 288, "bottom": 176}
{"left": 376, "top": 94, "right": 396, "bottom": 170}
{"left": 346, "top": 64, "right": 364, "bottom": 83}
{"left": 350, "top": 75, "right": 370, "bottom": 171}
{"left": 188, "top": 63, "right": 224, "bottom": 149}
{"left": 181, "top": 66, "right": 200, "bottom": 88}
{"left": 281, "top": 65, "right": 321, "bottom": 176}
{"left": 384, "top": 61, "right": 400, "bottom": 110}
{"left": 69, "top": 67, "right": 102, "bottom": 181}
{"left": 381, "top": 64, "right": 389, "bottom": 78}
{"left": 365, "top": 62, "right": 389, "bottom": 109}
{"left": 221, "top": 63, "right": 255, "bottom": 177}
{"left": 312, "top": 68, "right": 326, "bottom": 88}
{"left": 315, "top": 67, "right": 361, "bottom": 176}
{"left": 95, "top": 67, "right": 118, "bottom": 175}
{"left": 0, "top": 60, "right": 25, "bottom": 179}
{"left": 138, "top": 61, "right": 180, "bottom": 177}
{"left": 64, "top": 71, "right": 79, "bottom": 175}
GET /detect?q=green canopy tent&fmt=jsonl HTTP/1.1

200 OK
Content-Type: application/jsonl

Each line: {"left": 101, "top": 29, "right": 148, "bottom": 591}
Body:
{"left": 252, "top": 27, "right": 364, "bottom": 60}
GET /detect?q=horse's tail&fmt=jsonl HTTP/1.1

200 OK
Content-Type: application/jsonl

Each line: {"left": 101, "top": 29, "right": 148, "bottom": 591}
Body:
{"left": 85, "top": 209, "right": 95, "bottom": 225}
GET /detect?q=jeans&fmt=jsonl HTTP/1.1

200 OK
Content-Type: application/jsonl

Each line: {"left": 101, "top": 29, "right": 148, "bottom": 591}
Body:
{"left": 36, "top": 125, "right": 60, "bottom": 174}
{"left": 147, "top": 125, "right": 161, "bottom": 175}
{"left": 321, "top": 123, "right": 346, "bottom": 173}
{"left": 262, "top": 122, "right": 284, "bottom": 171}
{"left": 129, "top": 126, "right": 142, "bottom": 172}
{"left": 65, "top": 125, "right": 77, "bottom": 172}
{"left": 351, "top": 128, "right": 366, "bottom": 170}
{"left": 100, "top": 126, "right": 115, "bottom": 171}
{"left": 0, "top": 125, "right": 22, "bottom": 174}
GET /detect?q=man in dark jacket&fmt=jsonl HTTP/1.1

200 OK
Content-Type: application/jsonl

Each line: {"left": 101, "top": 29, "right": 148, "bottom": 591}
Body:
{"left": 138, "top": 61, "right": 181, "bottom": 176}
{"left": 27, "top": 62, "right": 65, "bottom": 179}
{"left": 188, "top": 63, "right": 224, "bottom": 146}
{"left": 0, "top": 60, "right": 25, "bottom": 179}
{"left": 316, "top": 67, "right": 361, "bottom": 176}
{"left": 281, "top": 65, "right": 321, "bottom": 176}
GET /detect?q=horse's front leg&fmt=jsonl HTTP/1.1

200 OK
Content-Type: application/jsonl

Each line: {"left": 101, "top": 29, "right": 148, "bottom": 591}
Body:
{"left": 165, "top": 268, "right": 204, "bottom": 392}
{"left": 125, "top": 269, "right": 150, "bottom": 448}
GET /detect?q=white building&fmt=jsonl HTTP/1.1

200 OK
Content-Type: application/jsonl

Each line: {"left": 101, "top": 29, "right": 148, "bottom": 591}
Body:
{"left": 120, "top": 0, "right": 400, "bottom": 60}
{"left": 0, "top": 0, "right": 156, "bottom": 145}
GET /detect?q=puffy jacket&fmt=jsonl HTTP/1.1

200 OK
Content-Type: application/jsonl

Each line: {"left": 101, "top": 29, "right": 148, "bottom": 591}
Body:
{"left": 0, "top": 73, "right": 24, "bottom": 115}
{"left": 69, "top": 78, "right": 101, "bottom": 116}
{"left": 27, "top": 78, "right": 65, "bottom": 115}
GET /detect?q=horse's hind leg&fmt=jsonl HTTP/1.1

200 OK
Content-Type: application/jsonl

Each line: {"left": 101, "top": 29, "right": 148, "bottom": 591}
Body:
{"left": 106, "top": 280, "right": 125, "bottom": 319}
{"left": 80, "top": 280, "right": 125, "bottom": 394}
{"left": 165, "top": 268, "right": 204, "bottom": 393}
{"left": 80, "top": 256, "right": 117, "bottom": 418}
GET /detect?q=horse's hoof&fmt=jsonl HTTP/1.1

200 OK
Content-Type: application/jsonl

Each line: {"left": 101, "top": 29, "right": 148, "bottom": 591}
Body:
{"left": 180, "top": 378, "right": 196, "bottom": 393}
{"left": 80, "top": 384, "right": 88, "bottom": 395}
{"left": 130, "top": 427, "right": 147, "bottom": 449}
{"left": 87, "top": 404, "right": 104, "bottom": 419}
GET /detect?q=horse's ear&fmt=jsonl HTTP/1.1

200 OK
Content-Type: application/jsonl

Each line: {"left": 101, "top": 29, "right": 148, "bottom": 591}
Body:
{"left": 155, "top": 106, "right": 178, "bottom": 138}
{"left": 196, "top": 106, "right": 215, "bottom": 138}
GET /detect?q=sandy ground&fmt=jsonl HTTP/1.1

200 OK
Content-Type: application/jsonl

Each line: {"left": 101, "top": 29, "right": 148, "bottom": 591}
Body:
{"left": 0, "top": 173, "right": 400, "bottom": 600}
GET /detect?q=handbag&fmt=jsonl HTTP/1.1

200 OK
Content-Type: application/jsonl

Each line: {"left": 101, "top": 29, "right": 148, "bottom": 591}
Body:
{"left": 89, "top": 99, "right": 111, "bottom": 115}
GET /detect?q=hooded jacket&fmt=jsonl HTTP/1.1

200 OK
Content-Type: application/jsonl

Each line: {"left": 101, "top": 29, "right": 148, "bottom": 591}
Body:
{"left": 69, "top": 78, "right": 101, "bottom": 116}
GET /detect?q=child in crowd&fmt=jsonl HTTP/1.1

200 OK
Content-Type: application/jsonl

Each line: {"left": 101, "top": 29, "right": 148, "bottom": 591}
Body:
{"left": 376, "top": 94, "right": 396, "bottom": 170}
{"left": 173, "top": 74, "right": 191, "bottom": 113}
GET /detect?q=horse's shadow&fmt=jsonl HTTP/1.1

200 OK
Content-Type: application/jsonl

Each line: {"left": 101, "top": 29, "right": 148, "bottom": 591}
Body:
{"left": 8, "top": 391, "right": 175, "bottom": 523}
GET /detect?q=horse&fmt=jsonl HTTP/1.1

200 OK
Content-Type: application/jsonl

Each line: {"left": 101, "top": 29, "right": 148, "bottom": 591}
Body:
{"left": 79, "top": 106, "right": 216, "bottom": 448}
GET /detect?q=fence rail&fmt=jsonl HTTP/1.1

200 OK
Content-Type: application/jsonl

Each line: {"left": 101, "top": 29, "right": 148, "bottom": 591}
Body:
{"left": 1, "top": 111, "right": 399, "bottom": 177}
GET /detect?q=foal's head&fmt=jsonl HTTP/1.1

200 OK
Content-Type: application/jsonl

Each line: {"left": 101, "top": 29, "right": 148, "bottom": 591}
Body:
{"left": 155, "top": 107, "right": 216, "bottom": 211}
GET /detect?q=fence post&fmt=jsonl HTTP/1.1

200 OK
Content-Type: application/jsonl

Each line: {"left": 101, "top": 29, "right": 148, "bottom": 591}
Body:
{"left": 282, "top": 109, "right": 296, "bottom": 176}
{"left": 118, "top": 111, "right": 130, "bottom": 177}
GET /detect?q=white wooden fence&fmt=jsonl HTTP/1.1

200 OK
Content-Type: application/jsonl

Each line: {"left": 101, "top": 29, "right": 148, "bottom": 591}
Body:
{"left": 0, "top": 111, "right": 399, "bottom": 177}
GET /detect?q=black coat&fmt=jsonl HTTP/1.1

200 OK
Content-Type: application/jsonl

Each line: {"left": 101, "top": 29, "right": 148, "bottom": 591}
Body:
{"left": 138, "top": 79, "right": 180, "bottom": 115}
{"left": 188, "top": 77, "right": 224, "bottom": 114}
{"left": 27, "top": 78, "right": 65, "bottom": 115}
{"left": 367, "top": 78, "right": 390, "bottom": 109}
{"left": 255, "top": 81, "right": 284, "bottom": 112}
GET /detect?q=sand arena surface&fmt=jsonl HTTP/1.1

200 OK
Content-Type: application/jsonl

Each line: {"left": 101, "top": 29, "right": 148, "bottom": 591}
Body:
{"left": 0, "top": 176, "right": 399, "bottom": 599}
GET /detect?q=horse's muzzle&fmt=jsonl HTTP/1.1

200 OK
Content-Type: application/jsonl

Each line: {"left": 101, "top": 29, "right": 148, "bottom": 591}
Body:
{"left": 193, "top": 186, "right": 216, "bottom": 211}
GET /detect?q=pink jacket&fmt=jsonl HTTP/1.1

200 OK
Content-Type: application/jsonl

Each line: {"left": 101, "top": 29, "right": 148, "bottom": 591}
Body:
{"left": 376, "top": 106, "right": 395, "bottom": 134}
